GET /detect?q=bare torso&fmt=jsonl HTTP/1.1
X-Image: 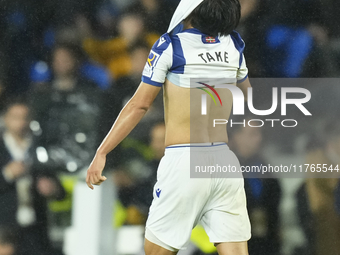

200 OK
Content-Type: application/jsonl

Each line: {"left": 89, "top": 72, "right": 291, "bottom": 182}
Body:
{"left": 163, "top": 79, "right": 234, "bottom": 147}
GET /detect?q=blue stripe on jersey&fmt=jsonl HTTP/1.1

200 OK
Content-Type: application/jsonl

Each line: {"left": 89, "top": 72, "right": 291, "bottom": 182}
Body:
{"left": 141, "top": 76, "right": 163, "bottom": 87}
{"left": 170, "top": 35, "right": 186, "bottom": 74}
{"left": 172, "top": 23, "right": 184, "bottom": 35}
{"left": 230, "top": 31, "right": 245, "bottom": 68}
{"left": 152, "top": 33, "right": 172, "bottom": 53}
{"left": 166, "top": 143, "right": 227, "bottom": 149}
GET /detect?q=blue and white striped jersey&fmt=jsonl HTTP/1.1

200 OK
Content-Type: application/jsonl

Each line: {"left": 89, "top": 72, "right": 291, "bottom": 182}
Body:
{"left": 142, "top": 28, "right": 248, "bottom": 88}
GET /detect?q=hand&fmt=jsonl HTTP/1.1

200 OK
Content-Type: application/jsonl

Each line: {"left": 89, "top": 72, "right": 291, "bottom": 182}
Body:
{"left": 86, "top": 153, "right": 107, "bottom": 190}
{"left": 4, "top": 161, "right": 27, "bottom": 180}
{"left": 36, "top": 177, "right": 57, "bottom": 198}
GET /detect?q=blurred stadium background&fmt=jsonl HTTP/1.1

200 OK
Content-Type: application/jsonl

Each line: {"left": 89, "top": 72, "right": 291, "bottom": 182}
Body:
{"left": 0, "top": 0, "right": 340, "bottom": 255}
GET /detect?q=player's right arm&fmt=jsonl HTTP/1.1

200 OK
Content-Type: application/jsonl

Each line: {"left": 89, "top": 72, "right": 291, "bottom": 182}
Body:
{"left": 86, "top": 82, "right": 161, "bottom": 190}
{"left": 86, "top": 34, "right": 172, "bottom": 190}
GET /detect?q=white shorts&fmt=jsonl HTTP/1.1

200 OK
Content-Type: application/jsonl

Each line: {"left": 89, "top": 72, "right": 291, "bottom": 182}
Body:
{"left": 145, "top": 143, "right": 251, "bottom": 251}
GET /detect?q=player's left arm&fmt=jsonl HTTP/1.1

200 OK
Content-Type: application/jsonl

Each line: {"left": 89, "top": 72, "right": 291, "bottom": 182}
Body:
{"left": 86, "top": 82, "right": 161, "bottom": 189}
{"left": 236, "top": 53, "right": 251, "bottom": 101}
{"left": 237, "top": 77, "right": 251, "bottom": 101}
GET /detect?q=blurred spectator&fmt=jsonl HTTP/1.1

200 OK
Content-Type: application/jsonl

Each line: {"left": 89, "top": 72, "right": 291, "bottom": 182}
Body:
{"left": 104, "top": 41, "right": 163, "bottom": 138}
{"left": 296, "top": 183, "right": 315, "bottom": 255}
{"left": 113, "top": 159, "right": 153, "bottom": 225}
{"left": 51, "top": 44, "right": 79, "bottom": 88}
{"left": 242, "top": 0, "right": 328, "bottom": 78}
{"left": 30, "top": 43, "right": 90, "bottom": 89}
{"left": 0, "top": 0, "right": 339, "bottom": 252}
{"left": 149, "top": 122, "right": 166, "bottom": 164}
{"left": 30, "top": 42, "right": 111, "bottom": 90}
{"left": 145, "top": 122, "right": 166, "bottom": 182}
{"left": 305, "top": 120, "right": 340, "bottom": 255}
{"left": 30, "top": 43, "right": 103, "bottom": 174}
{"left": 320, "top": 0, "right": 340, "bottom": 39}
{"left": 79, "top": 61, "right": 112, "bottom": 90}
{"left": 0, "top": 100, "right": 65, "bottom": 255}
{"left": 229, "top": 123, "right": 281, "bottom": 255}
{"left": 82, "top": 11, "right": 159, "bottom": 79}
{"left": 0, "top": 0, "right": 339, "bottom": 99}
{"left": 91, "top": 1, "right": 121, "bottom": 38}
{"left": 39, "top": 0, "right": 102, "bottom": 30}
{"left": 0, "top": 1, "right": 35, "bottom": 94}
{"left": 0, "top": 229, "right": 16, "bottom": 255}
{"left": 237, "top": 0, "right": 265, "bottom": 77}
{"left": 318, "top": 1, "right": 340, "bottom": 76}
{"left": 113, "top": 122, "right": 165, "bottom": 225}
{"left": 0, "top": 0, "right": 105, "bottom": 97}
{"left": 105, "top": 41, "right": 150, "bottom": 122}
{"left": 125, "top": 0, "right": 176, "bottom": 34}
{"left": 101, "top": 40, "right": 163, "bottom": 167}
{"left": 50, "top": 43, "right": 95, "bottom": 91}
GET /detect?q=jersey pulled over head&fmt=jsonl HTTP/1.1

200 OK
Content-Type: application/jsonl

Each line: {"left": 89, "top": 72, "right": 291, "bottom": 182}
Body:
{"left": 186, "top": 0, "right": 241, "bottom": 37}
{"left": 168, "top": 0, "right": 241, "bottom": 37}
{"left": 143, "top": 0, "right": 247, "bottom": 88}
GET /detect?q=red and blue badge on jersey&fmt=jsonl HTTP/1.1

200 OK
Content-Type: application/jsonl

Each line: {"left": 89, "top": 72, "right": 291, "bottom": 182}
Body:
{"left": 202, "top": 36, "right": 220, "bottom": 44}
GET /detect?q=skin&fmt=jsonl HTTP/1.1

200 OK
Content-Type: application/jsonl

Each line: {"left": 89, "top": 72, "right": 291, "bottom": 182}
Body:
{"left": 3, "top": 104, "right": 30, "bottom": 179}
{"left": 0, "top": 244, "right": 15, "bottom": 255}
{"left": 4, "top": 105, "right": 30, "bottom": 142}
{"left": 86, "top": 77, "right": 251, "bottom": 187}
{"left": 52, "top": 48, "right": 76, "bottom": 78}
{"left": 118, "top": 15, "right": 145, "bottom": 45}
{"left": 86, "top": 22, "right": 252, "bottom": 254}
{"left": 52, "top": 47, "right": 78, "bottom": 91}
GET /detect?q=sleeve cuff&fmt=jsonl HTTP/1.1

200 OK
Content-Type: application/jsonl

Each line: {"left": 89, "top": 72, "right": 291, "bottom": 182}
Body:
{"left": 141, "top": 76, "right": 163, "bottom": 87}
{"left": 237, "top": 74, "right": 248, "bottom": 83}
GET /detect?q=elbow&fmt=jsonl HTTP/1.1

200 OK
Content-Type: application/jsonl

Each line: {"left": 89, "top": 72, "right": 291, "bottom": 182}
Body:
{"left": 129, "top": 100, "right": 150, "bottom": 113}
{"left": 137, "top": 103, "right": 150, "bottom": 112}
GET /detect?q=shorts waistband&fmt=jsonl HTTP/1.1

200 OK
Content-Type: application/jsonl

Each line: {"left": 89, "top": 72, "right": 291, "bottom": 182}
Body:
{"left": 166, "top": 142, "right": 228, "bottom": 149}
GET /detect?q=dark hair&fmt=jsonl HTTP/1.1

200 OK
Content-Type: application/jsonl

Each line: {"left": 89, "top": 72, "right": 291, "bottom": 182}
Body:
{"left": 187, "top": 0, "right": 241, "bottom": 37}
{"left": 52, "top": 43, "right": 85, "bottom": 65}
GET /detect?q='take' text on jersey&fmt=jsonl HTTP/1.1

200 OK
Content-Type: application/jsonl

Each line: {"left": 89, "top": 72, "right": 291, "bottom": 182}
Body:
{"left": 198, "top": 52, "right": 229, "bottom": 64}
